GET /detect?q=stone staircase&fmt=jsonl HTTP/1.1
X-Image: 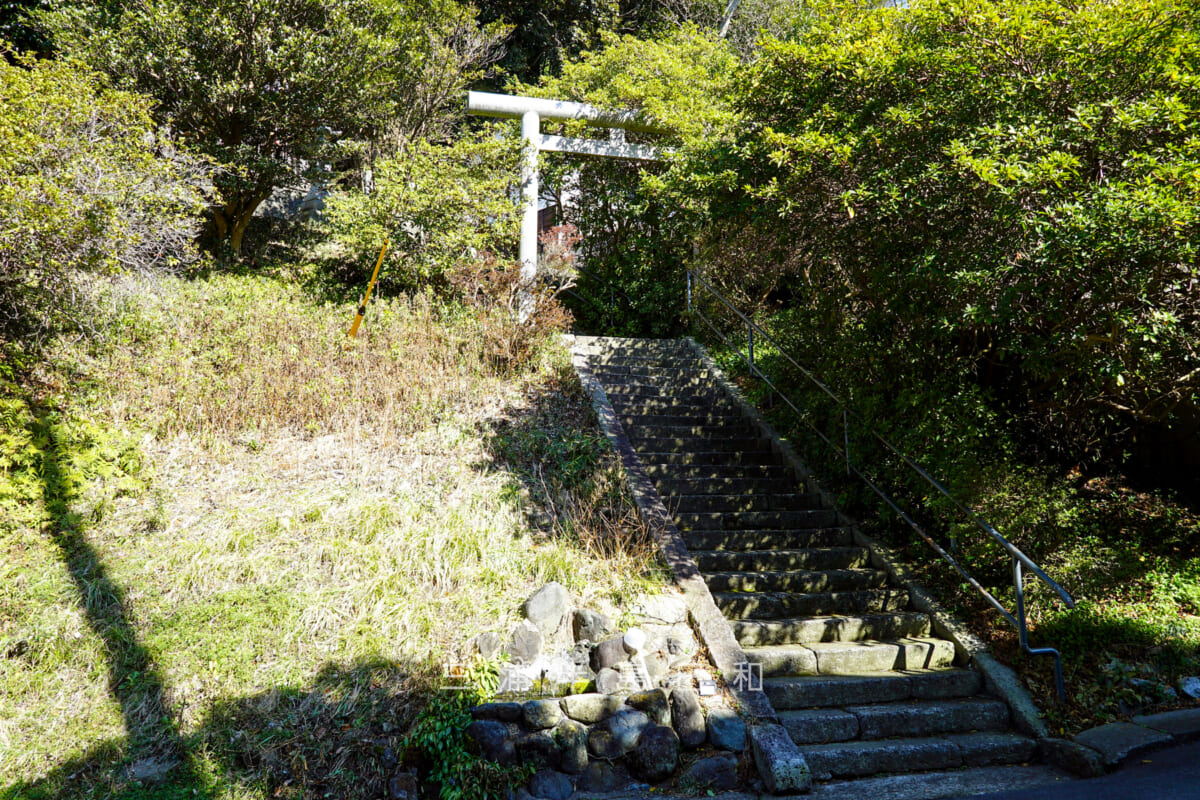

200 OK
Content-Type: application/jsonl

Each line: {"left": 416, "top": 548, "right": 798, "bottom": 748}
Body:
{"left": 571, "top": 336, "right": 1068, "bottom": 796}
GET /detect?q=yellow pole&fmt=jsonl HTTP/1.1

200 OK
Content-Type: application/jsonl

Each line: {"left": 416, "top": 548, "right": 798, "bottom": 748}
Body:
{"left": 348, "top": 237, "right": 389, "bottom": 338}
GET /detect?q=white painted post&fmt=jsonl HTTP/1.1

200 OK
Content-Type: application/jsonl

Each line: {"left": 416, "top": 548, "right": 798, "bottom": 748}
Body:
{"left": 519, "top": 111, "right": 541, "bottom": 320}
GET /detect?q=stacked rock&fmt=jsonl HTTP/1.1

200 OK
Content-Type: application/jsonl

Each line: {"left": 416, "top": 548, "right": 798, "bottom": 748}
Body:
{"left": 467, "top": 691, "right": 746, "bottom": 796}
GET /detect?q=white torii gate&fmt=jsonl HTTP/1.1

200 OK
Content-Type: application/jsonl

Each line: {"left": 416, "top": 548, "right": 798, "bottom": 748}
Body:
{"left": 465, "top": 91, "right": 666, "bottom": 289}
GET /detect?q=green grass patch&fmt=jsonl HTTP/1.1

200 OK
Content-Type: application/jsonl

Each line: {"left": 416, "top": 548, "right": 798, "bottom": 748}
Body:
{"left": 2, "top": 270, "right": 668, "bottom": 798}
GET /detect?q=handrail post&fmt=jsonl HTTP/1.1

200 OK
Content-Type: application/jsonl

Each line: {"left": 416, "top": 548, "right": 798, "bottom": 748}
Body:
{"left": 843, "top": 408, "right": 851, "bottom": 476}
{"left": 686, "top": 270, "right": 693, "bottom": 313}
{"left": 748, "top": 323, "right": 754, "bottom": 374}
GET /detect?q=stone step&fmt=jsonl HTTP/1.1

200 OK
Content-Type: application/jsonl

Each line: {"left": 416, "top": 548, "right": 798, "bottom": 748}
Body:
{"left": 808, "top": 763, "right": 1072, "bottom": 800}
{"left": 667, "top": 493, "right": 824, "bottom": 514}
{"left": 627, "top": 423, "right": 760, "bottom": 440}
{"left": 733, "top": 610, "right": 932, "bottom": 647}
{"left": 635, "top": 436, "right": 773, "bottom": 454}
{"left": 846, "top": 697, "right": 1011, "bottom": 741}
{"left": 800, "top": 731, "right": 1037, "bottom": 780}
{"left": 692, "top": 547, "right": 869, "bottom": 574}
{"left": 586, "top": 352, "right": 701, "bottom": 367}
{"left": 674, "top": 508, "right": 839, "bottom": 530}
{"left": 714, "top": 588, "right": 912, "bottom": 620}
{"left": 609, "top": 398, "right": 744, "bottom": 416}
{"left": 637, "top": 450, "right": 782, "bottom": 467}
{"left": 655, "top": 476, "right": 798, "bottom": 494}
{"left": 603, "top": 376, "right": 718, "bottom": 391}
{"left": 642, "top": 463, "right": 794, "bottom": 481}
{"left": 592, "top": 365, "right": 714, "bottom": 380}
{"left": 685, "top": 528, "right": 854, "bottom": 552}
{"left": 574, "top": 337, "right": 689, "bottom": 352}
{"left": 746, "top": 637, "right": 957, "bottom": 677}
{"left": 763, "top": 669, "right": 983, "bottom": 710}
{"left": 599, "top": 384, "right": 727, "bottom": 400}
{"left": 621, "top": 412, "right": 749, "bottom": 428}
{"left": 703, "top": 566, "right": 885, "bottom": 593}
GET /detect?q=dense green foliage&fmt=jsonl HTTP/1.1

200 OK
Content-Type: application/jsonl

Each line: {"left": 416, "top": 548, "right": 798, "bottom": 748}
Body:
{"left": 0, "top": 55, "right": 205, "bottom": 340}
{"left": 679, "top": 0, "right": 1200, "bottom": 473}
{"left": 39, "top": 0, "right": 505, "bottom": 255}
{"left": 528, "top": 26, "right": 740, "bottom": 334}
{"left": 321, "top": 132, "right": 524, "bottom": 292}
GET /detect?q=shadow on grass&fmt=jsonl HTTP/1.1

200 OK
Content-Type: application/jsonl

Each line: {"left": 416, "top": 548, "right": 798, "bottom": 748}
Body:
{"left": 472, "top": 359, "right": 664, "bottom": 572}
{"left": 6, "top": 403, "right": 430, "bottom": 800}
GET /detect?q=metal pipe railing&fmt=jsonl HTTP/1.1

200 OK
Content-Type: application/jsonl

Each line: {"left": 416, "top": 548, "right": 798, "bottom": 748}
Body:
{"left": 687, "top": 269, "right": 1075, "bottom": 701}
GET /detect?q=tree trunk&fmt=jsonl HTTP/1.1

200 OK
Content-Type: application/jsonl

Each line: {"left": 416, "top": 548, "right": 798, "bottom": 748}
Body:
{"left": 204, "top": 191, "right": 269, "bottom": 258}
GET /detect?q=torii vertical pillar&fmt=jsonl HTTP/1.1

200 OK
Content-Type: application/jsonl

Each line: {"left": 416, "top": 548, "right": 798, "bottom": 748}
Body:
{"left": 519, "top": 110, "right": 540, "bottom": 287}
{"left": 466, "top": 91, "right": 665, "bottom": 301}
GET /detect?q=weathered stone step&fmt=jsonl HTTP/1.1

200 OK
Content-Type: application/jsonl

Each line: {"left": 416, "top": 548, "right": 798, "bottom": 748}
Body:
{"left": 714, "top": 588, "right": 911, "bottom": 620}
{"left": 692, "top": 547, "right": 869, "bottom": 574}
{"left": 592, "top": 364, "right": 714, "bottom": 380}
{"left": 609, "top": 397, "right": 743, "bottom": 416}
{"left": 668, "top": 493, "right": 823, "bottom": 514}
{"left": 745, "top": 637, "right": 957, "bottom": 677}
{"left": 703, "top": 566, "right": 884, "bottom": 592}
{"left": 642, "top": 463, "right": 793, "bottom": 481}
{"left": 627, "top": 423, "right": 760, "bottom": 440}
{"left": 674, "top": 508, "right": 839, "bottom": 530}
{"left": 604, "top": 381, "right": 715, "bottom": 395}
{"left": 635, "top": 436, "right": 772, "bottom": 454}
{"left": 574, "top": 336, "right": 688, "bottom": 352}
{"left": 764, "top": 668, "right": 982, "bottom": 709}
{"left": 808, "top": 762, "right": 1071, "bottom": 800}
{"left": 621, "top": 412, "right": 749, "bottom": 428}
{"left": 586, "top": 352, "right": 701, "bottom": 366}
{"left": 637, "top": 450, "right": 782, "bottom": 467}
{"left": 846, "top": 697, "right": 1010, "bottom": 741}
{"left": 733, "top": 610, "right": 931, "bottom": 647}
{"left": 599, "top": 384, "right": 727, "bottom": 400}
{"left": 800, "top": 731, "right": 1037, "bottom": 780}
{"left": 656, "top": 476, "right": 797, "bottom": 494}
{"left": 685, "top": 528, "right": 854, "bottom": 552}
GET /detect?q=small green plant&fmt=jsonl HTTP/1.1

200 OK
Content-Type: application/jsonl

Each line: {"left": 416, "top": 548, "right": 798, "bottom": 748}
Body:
{"left": 404, "top": 677, "right": 531, "bottom": 800}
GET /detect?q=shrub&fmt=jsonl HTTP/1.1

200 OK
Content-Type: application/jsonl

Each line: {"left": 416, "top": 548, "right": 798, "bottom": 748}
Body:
{"left": 0, "top": 53, "right": 206, "bottom": 343}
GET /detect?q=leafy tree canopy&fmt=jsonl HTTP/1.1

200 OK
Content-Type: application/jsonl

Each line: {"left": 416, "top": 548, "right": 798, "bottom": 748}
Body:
{"left": 38, "top": 0, "right": 507, "bottom": 256}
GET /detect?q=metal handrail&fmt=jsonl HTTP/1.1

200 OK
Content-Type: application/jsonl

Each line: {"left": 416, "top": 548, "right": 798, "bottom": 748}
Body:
{"left": 687, "top": 269, "right": 1076, "bottom": 701}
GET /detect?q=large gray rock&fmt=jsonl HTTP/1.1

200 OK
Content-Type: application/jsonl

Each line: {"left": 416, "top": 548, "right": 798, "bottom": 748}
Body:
{"left": 524, "top": 582, "right": 569, "bottom": 637}
{"left": 634, "top": 595, "right": 689, "bottom": 625}
{"left": 588, "top": 726, "right": 623, "bottom": 761}
{"left": 508, "top": 620, "right": 543, "bottom": 663}
{"left": 591, "top": 635, "right": 629, "bottom": 671}
{"left": 471, "top": 631, "right": 503, "bottom": 659}
{"left": 466, "top": 719, "right": 515, "bottom": 765}
{"left": 553, "top": 719, "right": 589, "bottom": 775}
{"left": 670, "top": 688, "right": 706, "bottom": 749}
{"left": 595, "top": 667, "right": 624, "bottom": 694}
{"left": 516, "top": 731, "right": 561, "bottom": 770}
{"left": 470, "top": 702, "right": 522, "bottom": 722}
{"left": 560, "top": 692, "right": 624, "bottom": 724}
{"left": 679, "top": 753, "right": 739, "bottom": 791}
{"left": 627, "top": 725, "right": 680, "bottom": 783}
{"left": 523, "top": 699, "right": 564, "bottom": 730}
{"left": 606, "top": 707, "right": 652, "bottom": 754}
{"left": 528, "top": 769, "right": 573, "bottom": 800}
{"left": 573, "top": 609, "right": 610, "bottom": 643}
{"left": 1178, "top": 676, "right": 1200, "bottom": 699}
{"left": 627, "top": 689, "right": 670, "bottom": 727}
{"left": 707, "top": 707, "right": 746, "bottom": 752}
{"left": 578, "top": 761, "right": 626, "bottom": 792}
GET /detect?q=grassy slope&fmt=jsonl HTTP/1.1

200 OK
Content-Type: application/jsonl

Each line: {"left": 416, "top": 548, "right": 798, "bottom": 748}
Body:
{"left": 707, "top": 344, "right": 1200, "bottom": 735}
{"left": 0, "top": 271, "right": 666, "bottom": 799}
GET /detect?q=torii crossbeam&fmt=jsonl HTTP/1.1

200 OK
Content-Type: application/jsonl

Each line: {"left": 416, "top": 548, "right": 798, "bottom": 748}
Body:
{"left": 465, "top": 91, "right": 665, "bottom": 289}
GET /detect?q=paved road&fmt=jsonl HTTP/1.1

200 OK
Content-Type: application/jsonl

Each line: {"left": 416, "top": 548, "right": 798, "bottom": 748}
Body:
{"left": 956, "top": 740, "right": 1200, "bottom": 800}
